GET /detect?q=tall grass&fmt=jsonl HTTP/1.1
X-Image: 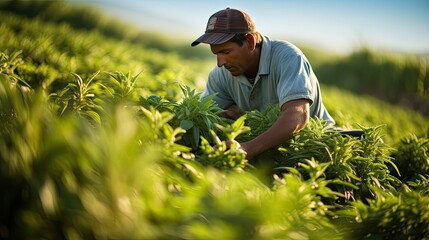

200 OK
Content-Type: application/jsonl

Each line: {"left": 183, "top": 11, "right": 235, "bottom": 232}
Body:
{"left": 1, "top": 2, "right": 429, "bottom": 239}
{"left": 0, "top": 0, "right": 213, "bottom": 61}
{"left": 322, "top": 86, "right": 428, "bottom": 144}
{"left": 315, "top": 48, "right": 429, "bottom": 115}
{"left": 1, "top": 73, "right": 428, "bottom": 239}
{"left": 0, "top": 10, "right": 212, "bottom": 102}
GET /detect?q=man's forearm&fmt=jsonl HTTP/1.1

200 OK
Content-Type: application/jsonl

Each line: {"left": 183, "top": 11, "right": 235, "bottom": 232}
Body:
{"left": 240, "top": 100, "right": 310, "bottom": 160}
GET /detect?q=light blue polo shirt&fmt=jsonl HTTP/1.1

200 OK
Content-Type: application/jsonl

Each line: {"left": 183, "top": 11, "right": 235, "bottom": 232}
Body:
{"left": 202, "top": 36, "right": 335, "bottom": 125}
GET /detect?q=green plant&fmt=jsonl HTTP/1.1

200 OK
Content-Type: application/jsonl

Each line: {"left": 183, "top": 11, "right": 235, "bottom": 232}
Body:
{"left": 172, "top": 84, "right": 223, "bottom": 150}
{"left": 276, "top": 120, "right": 401, "bottom": 203}
{"left": 237, "top": 104, "right": 281, "bottom": 142}
{"left": 0, "top": 51, "right": 30, "bottom": 88}
{"left": 392, "top": 133, "right": 429, "bottom": 182}
{"left": 53, "top": 71, "right": 103, "bottom": 123}
{"left": 339, "top": 186, "right": 429, "bottom": 239}
{"left": 196, "top": 116, "right": 250, "bottom": 171}
{"left": 265, "top": 166, "right": 343, "bottom": 239}
{"left": 102, "top": 71, "right": 142, "bottom": 102}
{"left": 1, "top": 2, "right": 429, "bottom": 238}
{"left": 316, "top": 48, "right": 429, "bottom": 108}
{"left": 138, "top": 95, "right": 173, "bottom": 113}
{"left": 407, "top": 174, "right": 429, "bottom": 195}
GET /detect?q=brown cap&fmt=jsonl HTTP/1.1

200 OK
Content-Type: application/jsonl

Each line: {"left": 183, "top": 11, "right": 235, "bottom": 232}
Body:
{"left": 191, "top": 8, "right": 256, "bottom": 47}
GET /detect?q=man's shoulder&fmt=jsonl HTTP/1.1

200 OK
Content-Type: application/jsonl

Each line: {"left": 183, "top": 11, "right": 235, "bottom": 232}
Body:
{"left": 269, "top": 39, "right": 303, "bottom": 57}
{"left": 209, "top": 66, "right": 229, "bottom": 78}
{"left": 208, "top": 66, "right": 237, "bottom": 85}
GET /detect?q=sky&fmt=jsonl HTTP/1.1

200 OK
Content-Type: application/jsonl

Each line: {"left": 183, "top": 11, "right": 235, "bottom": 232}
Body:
{"left": 70, "top": 0, "right": 429, "bottom": 54}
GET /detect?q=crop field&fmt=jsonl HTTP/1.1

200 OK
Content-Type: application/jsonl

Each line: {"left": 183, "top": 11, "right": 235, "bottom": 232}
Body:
{"left": 1, "top": 1, "right": 428, "bottom": 239}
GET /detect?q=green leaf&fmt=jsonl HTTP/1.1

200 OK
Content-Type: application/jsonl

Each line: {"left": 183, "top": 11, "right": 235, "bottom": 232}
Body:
{"left": 83, "top": 110, "right": 101, "bottom": 124}
{"left": 180, "top": 119, "right": 194, "bottom": 130}
{"left": 192, "top": 126, "right": 200, "bottom": 148}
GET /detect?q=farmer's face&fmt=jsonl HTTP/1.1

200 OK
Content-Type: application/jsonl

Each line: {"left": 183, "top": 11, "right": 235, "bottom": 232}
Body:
{"left": 210, "top": 40, "right": 252, "bottom": 76}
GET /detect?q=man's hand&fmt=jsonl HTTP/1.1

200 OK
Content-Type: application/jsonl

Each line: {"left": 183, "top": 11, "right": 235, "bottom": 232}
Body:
{"left": 224, "top": 139, "right": 239, "bottom": 150}
{"left": 219, "top": 104, "right": 244, "bottom": 120}
{"left": 213, "top": 139, "right": 245, "bottom": 152}
{"left": 217, "top": 100, "right": 310, "bottom": 160}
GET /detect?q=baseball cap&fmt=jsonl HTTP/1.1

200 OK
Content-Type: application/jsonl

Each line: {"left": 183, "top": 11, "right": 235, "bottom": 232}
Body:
{"left": 191, "top": 8, "right": 256, "bottom": 47}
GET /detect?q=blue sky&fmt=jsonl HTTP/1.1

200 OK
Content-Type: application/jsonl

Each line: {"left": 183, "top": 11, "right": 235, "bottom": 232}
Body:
{"left": 71, "top": 0, "right": 429, "bottom": 54}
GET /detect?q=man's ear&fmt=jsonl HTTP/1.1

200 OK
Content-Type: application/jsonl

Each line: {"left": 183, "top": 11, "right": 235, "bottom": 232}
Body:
{"left": 246, "top": 34, "right": 256, "bottom": 50}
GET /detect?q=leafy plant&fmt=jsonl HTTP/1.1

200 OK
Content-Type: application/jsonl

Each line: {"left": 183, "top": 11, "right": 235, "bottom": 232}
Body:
{"left": 276, "top": 119, "right": 401, "bottom": 203}
{"left": 172, "top": 84, "right": 223, "bottom": 150}
{"left": 196, "top": 116, "right": 250, "bottom": 171}
{"left": 407, "top": 174, "right": 429, "bottom": 195}
{"left": 139, "top": 95, "right": 173, "bottom": 113}
{"left": 237, "top": 104, "right": 281, "bottom": 142}
{"left": 266, "top": 166, "right": 342, "bottom": 239}
{"left": 339, "top": 186, "right": 429, "bottom": 239}
{"left": 102, "top": 71, "right": 142, "bottom": 102}
{"left": 53, "top": 71, "right": 103, "bottom": 123}
{"left": 316, "top": 48, "right": 429, "bottom": 109}
{"left": 1, "top": 2, "right": 429, "bottom": 239}
{"left": 392, "top": 133, "right": 429, "bottom": 182}
{"left": 0, "top": 51, "right": 30, "bottom": 88}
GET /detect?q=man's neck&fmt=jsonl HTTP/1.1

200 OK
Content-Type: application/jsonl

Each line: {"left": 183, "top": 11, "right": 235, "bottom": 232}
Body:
{"left": 244, "top": 45, "right": 262, "bottom": 79}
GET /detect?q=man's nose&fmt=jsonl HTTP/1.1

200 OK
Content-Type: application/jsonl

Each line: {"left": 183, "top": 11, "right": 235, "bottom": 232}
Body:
{"left": 217, "top": 55, "right": 226, "bottom": 68}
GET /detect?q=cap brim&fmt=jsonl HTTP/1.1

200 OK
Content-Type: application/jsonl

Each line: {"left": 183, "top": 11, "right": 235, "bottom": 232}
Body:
{"left": 191, "top": 32, "right": 235, "bottom": 47}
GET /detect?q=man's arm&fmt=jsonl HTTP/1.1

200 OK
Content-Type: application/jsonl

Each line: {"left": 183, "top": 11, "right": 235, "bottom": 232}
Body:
{"left": 219, "top": 104, "right": 244, "bottom": 120}
{"left": 239, "top": 99, "right": 310, "bottom": 160}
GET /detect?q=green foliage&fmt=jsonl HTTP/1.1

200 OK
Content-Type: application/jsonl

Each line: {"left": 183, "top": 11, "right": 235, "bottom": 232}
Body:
{"left": 102, "top": 71, "right": 142, "bottom": 103}
{"left": 322, "top": 86, "right": 429, "bottom": 145}
{"left": 316, "top": 48, "right": 429, "bottom": 115}
{"left": 196, "top": 116, "right": 250, "bottom": 172}
{"left": 217, "top": 114, "right": 251, "bottom": 141}
{"left": 407, "top": 174, "right": 429, "bottom": 195}
{"left": 0, "top": 11, "right": 208, "bottom": 97}
{"left": 340, "top": 187, "right": 429, "bottom": 239}
{"left": 392, "top": 133, "right": 429, "bottom": 182}
{"left": 1, "top": 2, "right": 429, "bottom": 239}
{"left": 276, "top": 119, "right": 401, "bottom": 203}
{"left": 0, "top": 0, "right": 213, "bottom": 61}
{"left": 172, "top": 85, "right": 223, "bottom": 150}
{"left": 0, "top": 50, "right": 30, "bottom": 87}
{"left": 139, "top": 95, "right": 173, "bottom": 113}
{"left": 0, "top": 77, "right": 343, "bottom": 239}
{"left": 53, "top": 71, "right": 103, "bottom": 123}
{"left": 138, "top": 85, "right": 225, "bottom": 151}
{"left": 238, "top": 104, "right": 281, "bottom": 142}
{"left": 0, "top": 0, "right": 139, "bottom": 40}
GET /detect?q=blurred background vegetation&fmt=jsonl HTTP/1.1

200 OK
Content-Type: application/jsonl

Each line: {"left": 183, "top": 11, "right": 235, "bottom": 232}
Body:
{"left": 1, "top": 0, "right": 427, "bottom": 115}
{"left": 1, "top": 1, "right": 428, "bottom": 239}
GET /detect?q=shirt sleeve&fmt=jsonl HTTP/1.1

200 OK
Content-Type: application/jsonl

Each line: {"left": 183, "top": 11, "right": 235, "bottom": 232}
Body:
{"left": 276, "top": 53, "right": 314, "bottom": 107}
{"left": 202, "top": 68, "right": 235, "bottom": 109}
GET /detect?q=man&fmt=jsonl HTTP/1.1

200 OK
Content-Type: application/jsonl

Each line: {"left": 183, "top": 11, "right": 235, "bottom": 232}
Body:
{"left": 191, "top": 8, "right": 335, "bottom": 160}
